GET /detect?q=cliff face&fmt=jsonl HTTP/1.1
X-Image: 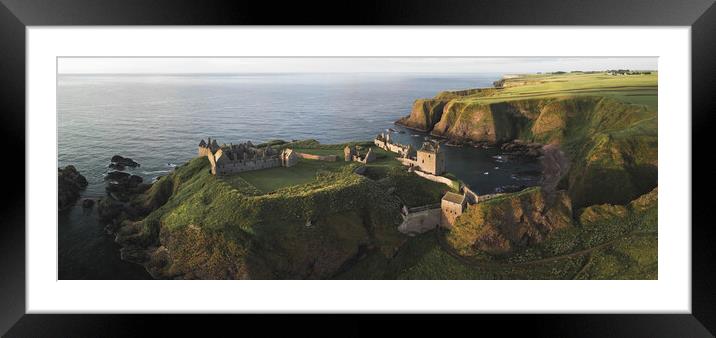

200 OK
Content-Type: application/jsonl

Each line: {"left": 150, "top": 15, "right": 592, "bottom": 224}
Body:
{"left": 397, "top": 91, "right": 657, "bottom": 209}
{"left": 446, "top": 187, "right": 573, "bottom": 255}
{"left": 396, "top": 98, "right": 450, "bottom": 132}
{"left": 430, "top": 100, "right": 537, "bottom": 143}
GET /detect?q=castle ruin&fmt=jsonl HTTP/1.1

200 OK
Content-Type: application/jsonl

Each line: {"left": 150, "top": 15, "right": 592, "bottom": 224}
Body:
{"left": 374, "top": 133, "right": 445, "bottom": 176}
{"left": 344, "top": 145, "right": 376, "bottom": 164}
{"left": 198, "top": 138, "right": 298, "bottom": 176}
{"left": 414, "top": 141, "right": 446, "bottom": 175}
{"left": 374, "top": 133, "right": 416, "bottom": 158}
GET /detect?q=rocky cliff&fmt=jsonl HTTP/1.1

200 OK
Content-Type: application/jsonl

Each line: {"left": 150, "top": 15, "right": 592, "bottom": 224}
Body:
{"left": 58, "top": 165, "right": 88, "bottom": 211}
{"left": 396, "top": 98, "right": 450, "bottom": 132}
{"left": 428, "top": 73, "right": 657, "bottom": 266}
{"left": 446, "top": 187, "right": 573, "bottom": 255}
{"left": 396, "top": 78, "right": 657, "bottom": 209}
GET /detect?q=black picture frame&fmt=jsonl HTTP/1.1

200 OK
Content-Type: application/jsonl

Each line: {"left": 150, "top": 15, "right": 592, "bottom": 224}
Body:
{"left": 1, "top": 0, "right": 714, "bottom": 336}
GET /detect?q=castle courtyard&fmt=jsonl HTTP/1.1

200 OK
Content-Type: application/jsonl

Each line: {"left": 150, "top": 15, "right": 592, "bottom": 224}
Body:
{"left": 220, "top": 145, "right": 399, "bottom": 193}
{"left": 225, "top": 157, "right": 346, "bottom": 193}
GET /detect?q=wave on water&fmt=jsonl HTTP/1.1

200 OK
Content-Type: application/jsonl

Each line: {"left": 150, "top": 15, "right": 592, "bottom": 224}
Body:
{"left": 142, "top": 170, "right": 171, "bottom": 175}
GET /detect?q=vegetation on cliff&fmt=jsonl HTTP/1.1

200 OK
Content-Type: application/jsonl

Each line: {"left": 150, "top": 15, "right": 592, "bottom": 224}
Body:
{"left": 336, "top": 187, "right": 657, "bottom": 280}
{"left": 391, "top": 72, "right": 658, "bottom": 279}
{"left": 397, "top": 72, "right": 657, "bottom": 208}
{"left": 104, "top": 138, "right": 462, "bottom": 279}
{"left": 446, "top": 187, "right": 573, "bottom": 255}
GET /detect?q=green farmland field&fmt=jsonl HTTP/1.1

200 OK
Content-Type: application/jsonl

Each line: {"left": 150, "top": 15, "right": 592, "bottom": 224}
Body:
{"left": 454, "top": 72, "right": 657, "bottom": 111}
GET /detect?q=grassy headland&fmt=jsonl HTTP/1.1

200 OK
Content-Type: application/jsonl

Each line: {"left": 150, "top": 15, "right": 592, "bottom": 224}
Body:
{"left": 101, "top": 71, "right": 657, "bottom": 280}
{"left": 109, "top": 139, "right": 459, "bottom": 279}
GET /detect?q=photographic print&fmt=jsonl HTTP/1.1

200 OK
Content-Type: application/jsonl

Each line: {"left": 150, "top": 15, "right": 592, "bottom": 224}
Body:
{"left": 57, "top": 57, "right": 658, "bottom": 280}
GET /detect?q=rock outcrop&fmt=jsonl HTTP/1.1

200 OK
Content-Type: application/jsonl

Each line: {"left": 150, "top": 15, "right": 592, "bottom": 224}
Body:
{"left": 111, "top": 155, "right": 140, "bottom": 168}
{"left": 446, "top": 187, "right": 573, "bottom": 255}
{"left": 58, "top": 165, "right": 88, "bottom": 211}
{"left": 104, "top": 171, "right": 148, "bottom": 202}
{"left": 396, "top": 98, "right": 450, "bottom": 132}
{"left": 82, "top": 198, "right": 95, "bottom": 209}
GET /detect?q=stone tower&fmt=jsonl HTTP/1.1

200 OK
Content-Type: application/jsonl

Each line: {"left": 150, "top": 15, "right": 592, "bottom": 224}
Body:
{"left": 416, "top": 141, "right": 446, "bottom": 175}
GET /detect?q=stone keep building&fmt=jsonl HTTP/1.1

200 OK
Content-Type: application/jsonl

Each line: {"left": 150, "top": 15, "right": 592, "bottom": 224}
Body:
{"left": 416, "top": 141, "right": 446, "bottom": 175}
{"left": 440, "top": 191, "right": 467, "bottom": 228}
{"left": 198, "top": 138, "right": 297, "bottom": 176}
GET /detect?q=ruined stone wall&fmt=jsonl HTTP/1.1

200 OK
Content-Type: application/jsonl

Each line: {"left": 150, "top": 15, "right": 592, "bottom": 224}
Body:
{"left": 282, "top": 152, "right": 298, "bottom": 167}
{"left": 386, "top": 143, "right": 409, "bottom": 156}
{"left": 374, "top": 139, "right": 387, "bottom": 149}
{"left": 296, "top": 152, "right": 338, "bottom": 162}
{"left": 475, "top": 193, "right": 505, "bottom": 202}
{"left": 463, "top": 186, "right": 480, "bottom": 204}
{"left": 398, "top": 208, "right": 441, "bottom": 234}
{"left": 396, "top": 157, "right": 417, "bottom": 167}
{"left": 207, "top": 151, "right": 218, "bottom": 175}
{"left": 413, "top": 170, "right": 457, "bottom": 189}
{"left": 440, "top": 200, "right": 464, "bottom": 228}
{"left": 198, "top": 146, "right": 211, "bottom": 158}
{"left": 375, "top": 139, "right": 411, "bottom": 157}
{"left": 215, "top": 157, "right": 281, "bottom": 175}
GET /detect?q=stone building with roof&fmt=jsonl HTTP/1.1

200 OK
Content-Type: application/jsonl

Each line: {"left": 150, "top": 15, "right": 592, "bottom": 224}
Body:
{"left": 440, "top": 191, "right": 467, "bottom": 228}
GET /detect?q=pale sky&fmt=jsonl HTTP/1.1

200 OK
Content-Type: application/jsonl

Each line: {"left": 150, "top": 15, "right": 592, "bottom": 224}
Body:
{"left": 58, "top": 57, "right": 657, "bottom": 74}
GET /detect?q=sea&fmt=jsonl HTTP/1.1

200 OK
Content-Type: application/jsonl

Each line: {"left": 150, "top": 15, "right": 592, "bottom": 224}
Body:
{"left": 57, "top": 73, "right": 542, "bottom": 279}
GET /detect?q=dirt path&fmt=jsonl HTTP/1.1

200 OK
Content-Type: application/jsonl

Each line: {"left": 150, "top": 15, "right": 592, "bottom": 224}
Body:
{"left": 572, "top": 253, "right": 593, "bottom": 280}
{"left": 435, "top": 227, "right": 654, "bottom": 269}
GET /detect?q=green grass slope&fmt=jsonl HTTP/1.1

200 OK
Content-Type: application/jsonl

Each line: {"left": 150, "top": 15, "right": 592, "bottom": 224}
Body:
{"left": 120, "top": 139, "right": 461, "bottom": 279}
{"left": 131, "top": 155, "right": 407, "bottom": 279}
{"left": 344, "top": 187, "right": 656, "bottom": 280}
{"left": 446, "top": 187, "right": 573, "bottom": 255}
